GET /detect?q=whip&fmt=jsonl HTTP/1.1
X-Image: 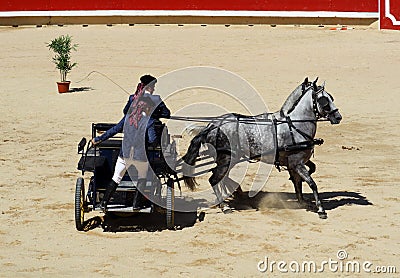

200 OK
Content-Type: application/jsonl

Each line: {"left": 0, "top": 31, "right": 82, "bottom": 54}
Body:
{"left": 75, "top": 70, "right": 130, "bottom": 95}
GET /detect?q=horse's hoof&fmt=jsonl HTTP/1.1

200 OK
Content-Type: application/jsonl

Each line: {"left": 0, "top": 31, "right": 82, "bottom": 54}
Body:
{"left": 222, "top": 205, "right": 233, "bottom": 214}
{"left": 318, "top": 212, "right": 328, "bottom": 219}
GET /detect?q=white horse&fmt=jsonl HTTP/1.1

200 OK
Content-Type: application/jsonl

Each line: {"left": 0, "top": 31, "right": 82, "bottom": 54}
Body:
{"left": 182, "top": 78, "right": 342, "bottom": 219}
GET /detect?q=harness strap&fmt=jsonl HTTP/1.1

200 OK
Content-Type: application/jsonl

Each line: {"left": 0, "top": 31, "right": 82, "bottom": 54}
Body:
{"left": 278, "top": 141, "right": 314, "bottom": 152}
{"left": 234, "top": 114, "right": 242, "bottom": 160}
{"left": 272, "top": 115, "right": 281, "bottom": 171}
{"left": 286, "top": 115, "right": 315, "bottom": 143}
{"left": 290, "top": 121, "right": 314, "bottom": 142}
{"left": 212, "top": 114, "right": 240, "bottom": 159}
{"left": 286, "top": 116, "right": 296, "bottom": 146}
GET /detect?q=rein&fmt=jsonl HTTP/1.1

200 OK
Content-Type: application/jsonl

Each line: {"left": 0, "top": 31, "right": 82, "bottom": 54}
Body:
{"left": 169, "top": 83, "right": 330, "bottom": 125}
{"left": 173, "top": 83, "right": 333, "bottom": 173}
{"left": 169, "top": 115, "right": 328, "bottom": 124}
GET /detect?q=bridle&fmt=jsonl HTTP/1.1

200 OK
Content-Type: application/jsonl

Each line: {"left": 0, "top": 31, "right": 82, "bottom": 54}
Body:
{"left": 284, "top": 82, "right": 334, "bottom": 121}
{"left": 312, "top": 86, "right": 338, "bottom": 120}
{"left": 275, "top": 83, "right": 336, "bottom": 152}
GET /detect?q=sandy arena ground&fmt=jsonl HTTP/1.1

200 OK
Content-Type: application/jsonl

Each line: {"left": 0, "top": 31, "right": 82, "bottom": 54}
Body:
{"left": 0, "top": 23, "right": 399, "bottom": 277}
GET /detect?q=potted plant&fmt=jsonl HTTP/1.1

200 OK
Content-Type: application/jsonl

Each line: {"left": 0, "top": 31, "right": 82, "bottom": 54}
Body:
{"left": 47, "top": 35, "right": 78, "bottom": 93}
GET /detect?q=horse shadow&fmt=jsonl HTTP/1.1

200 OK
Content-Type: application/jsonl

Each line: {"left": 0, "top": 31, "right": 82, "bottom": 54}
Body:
{"left": 79, "top": 191, "right": 373, "bottom": 231}
{"left": 319, "top": 191, "right": 373, "bottom": 210}
{"left": 228, "top": 190, "right": 373, "bottom": 213}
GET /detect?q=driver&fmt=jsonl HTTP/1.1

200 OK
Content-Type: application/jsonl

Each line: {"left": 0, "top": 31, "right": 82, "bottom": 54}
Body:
{"left": 92, "top": 75, "right": 170, "bottom": 211}
{"left": 91, "top": 74, "right": 169, "bottom": 146}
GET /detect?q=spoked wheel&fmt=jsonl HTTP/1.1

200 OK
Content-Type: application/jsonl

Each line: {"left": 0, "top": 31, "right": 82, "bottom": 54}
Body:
{"left": 166, "top": 178, "right": 175, "bottom": 229}
{"left": 75, "top": 177, "right": 85, "bottom": 231}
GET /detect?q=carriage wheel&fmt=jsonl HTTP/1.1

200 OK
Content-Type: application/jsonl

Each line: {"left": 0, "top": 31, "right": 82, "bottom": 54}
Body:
{"left": 166, "top": 178, "right": 175, "bottom": 229}
{"left": 153, "top": 177, "right": 162, "bottom": 205}
{"left": 75, "top": 177, "right": 85, "bottom": 231}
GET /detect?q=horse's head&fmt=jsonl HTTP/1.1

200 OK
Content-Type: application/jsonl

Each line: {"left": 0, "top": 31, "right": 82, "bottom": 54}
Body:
{"left": 311, "top": 78, "right": 342, "bottom": 124}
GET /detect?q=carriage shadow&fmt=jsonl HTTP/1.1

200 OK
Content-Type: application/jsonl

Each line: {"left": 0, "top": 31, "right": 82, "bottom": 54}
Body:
{"left": 228, "top": 190, "right": 373, "bottom": 213}
{"left": 81, "top": 211, "right": 200, "bottom": 233}
{"left": 102, "top": 210, "right": 199, "bottom": 232}
{"left": 81, "top": 197, "right": 209, "bottom": 233}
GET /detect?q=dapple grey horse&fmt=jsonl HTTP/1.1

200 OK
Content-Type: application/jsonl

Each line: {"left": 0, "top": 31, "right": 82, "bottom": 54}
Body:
{"left": 182, "top": 77, "right": 342, "bottom": 218}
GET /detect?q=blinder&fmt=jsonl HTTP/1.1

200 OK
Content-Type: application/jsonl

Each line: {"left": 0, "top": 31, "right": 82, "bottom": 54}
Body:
{"left": 317, "top": 96, "right": 330, "bottom": 111}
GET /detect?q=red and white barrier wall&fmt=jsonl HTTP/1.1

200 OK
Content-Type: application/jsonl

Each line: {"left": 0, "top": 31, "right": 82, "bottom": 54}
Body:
{"left": 0, "top": 0, "right": 378, "bottom": 12}
{"left": 0, "top": 0, "right": 381, "bottom": 26}
{"left": 380, "top": 0, "right": 400, "bottom": 29}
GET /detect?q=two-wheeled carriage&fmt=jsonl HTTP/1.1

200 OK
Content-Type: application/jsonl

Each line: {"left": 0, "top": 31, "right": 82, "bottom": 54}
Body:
{"left": 74, "top": 121, "right": 179, "bottom": 231}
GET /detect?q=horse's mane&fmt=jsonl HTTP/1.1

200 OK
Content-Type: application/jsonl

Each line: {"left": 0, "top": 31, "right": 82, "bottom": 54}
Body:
{"left": 280, "top": 83, "right": 305, "bottom": 116}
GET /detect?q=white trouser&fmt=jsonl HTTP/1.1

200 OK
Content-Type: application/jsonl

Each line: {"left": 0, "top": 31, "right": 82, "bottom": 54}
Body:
{"left": 112, "top": 156, "right": 149, "bottom": 184}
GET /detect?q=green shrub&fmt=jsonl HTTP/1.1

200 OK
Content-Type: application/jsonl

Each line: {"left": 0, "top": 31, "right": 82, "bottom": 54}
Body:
{"left": 47, "top": 35, "right": 78, "bottom": 82}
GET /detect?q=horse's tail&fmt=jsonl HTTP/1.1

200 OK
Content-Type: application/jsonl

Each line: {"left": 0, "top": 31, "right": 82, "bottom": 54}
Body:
{"left": 184, "top": 123, "right": 207, "bottom": 136}
{"left": 182, "top": 125, "right": 212, "bottom": 191}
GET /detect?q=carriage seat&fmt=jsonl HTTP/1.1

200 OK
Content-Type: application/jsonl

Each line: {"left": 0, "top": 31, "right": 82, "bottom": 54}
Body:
{"left": 77, "top": 155, "right": 113, "bottom": 188}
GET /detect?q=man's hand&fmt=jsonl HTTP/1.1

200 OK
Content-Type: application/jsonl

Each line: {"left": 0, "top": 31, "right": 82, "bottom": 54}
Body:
{"left": 91, "top": 138, "right": 99, "bottom": 146}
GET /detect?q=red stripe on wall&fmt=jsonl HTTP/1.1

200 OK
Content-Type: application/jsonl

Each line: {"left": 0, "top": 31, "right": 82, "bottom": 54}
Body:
{"left": 0, "top": 0, "right": 378, "bottom": 13}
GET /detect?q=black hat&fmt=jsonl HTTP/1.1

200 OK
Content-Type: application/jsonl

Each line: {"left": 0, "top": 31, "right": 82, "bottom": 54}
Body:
{"left": 140, "top": 74, "right": 157, "bottom": 86}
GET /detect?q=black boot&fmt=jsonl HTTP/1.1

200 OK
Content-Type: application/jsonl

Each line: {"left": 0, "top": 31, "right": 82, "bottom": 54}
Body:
{"left": 99, "top": 180, "right": 119, "bottom": 212}
{"left": 133, "top": 179, "right": 151, "bottom": 209}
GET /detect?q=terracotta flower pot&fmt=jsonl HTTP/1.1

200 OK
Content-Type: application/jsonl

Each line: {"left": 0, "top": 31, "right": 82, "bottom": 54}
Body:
{"left": 57, "top": 81, "right": 71, "bottom": 93}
